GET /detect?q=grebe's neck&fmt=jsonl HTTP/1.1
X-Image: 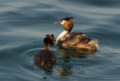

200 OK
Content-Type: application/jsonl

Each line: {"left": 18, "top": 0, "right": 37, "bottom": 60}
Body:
{"left": 44, "top": 44, "right": 50, "bottom": 51}
{"left": 56, "top": 30, "right": 69, "bottom": 44}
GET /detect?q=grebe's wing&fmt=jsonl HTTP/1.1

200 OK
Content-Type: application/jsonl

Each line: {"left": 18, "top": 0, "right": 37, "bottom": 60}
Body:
{"left": 62, "top": 32, "right": 90, "bottom": 47}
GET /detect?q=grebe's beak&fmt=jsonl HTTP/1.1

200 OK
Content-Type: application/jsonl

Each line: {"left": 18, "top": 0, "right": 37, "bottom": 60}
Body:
{"left": 54, "top": 21, "right": 61, "bottom": 24}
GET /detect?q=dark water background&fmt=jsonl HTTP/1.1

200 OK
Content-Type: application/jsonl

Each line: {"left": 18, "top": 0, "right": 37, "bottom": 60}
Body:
{"left": 0, "top": 0, "right": 120, "bottom": 81}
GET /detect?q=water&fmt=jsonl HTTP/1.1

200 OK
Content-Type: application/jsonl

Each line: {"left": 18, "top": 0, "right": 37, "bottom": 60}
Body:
{"left": 0, "top": 0, "right": 120, "bottom": 81}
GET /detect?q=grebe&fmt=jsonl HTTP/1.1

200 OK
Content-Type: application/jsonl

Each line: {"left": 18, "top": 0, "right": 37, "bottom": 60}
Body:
{"left": 34, "top": 34, "right": 56, "bottom": 66}
{"left": 54, "top": 17, "right": 98, "bottom": 50}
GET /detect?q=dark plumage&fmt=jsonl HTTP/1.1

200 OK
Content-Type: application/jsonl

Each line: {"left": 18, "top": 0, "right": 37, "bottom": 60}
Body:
{"left": 34, "top": 50, "right": 56, "bottom": 66}
{"left": 34, "top": 34, "right": 56, "bottom": 66}
{"left": 62, "top": 32, "right": 91, "bottom": 47}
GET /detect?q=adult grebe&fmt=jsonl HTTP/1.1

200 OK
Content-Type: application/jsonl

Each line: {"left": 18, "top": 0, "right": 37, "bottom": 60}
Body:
{"left": 54, "top": 17, "right": 98, "bottom": 50}
{"left": 34, "top": 34, "right": 56, "bottom": 66}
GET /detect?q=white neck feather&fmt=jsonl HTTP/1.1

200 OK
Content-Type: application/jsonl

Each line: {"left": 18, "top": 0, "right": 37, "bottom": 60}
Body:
{"left": 56, "top": 30, "right": 69, "bottom": 44}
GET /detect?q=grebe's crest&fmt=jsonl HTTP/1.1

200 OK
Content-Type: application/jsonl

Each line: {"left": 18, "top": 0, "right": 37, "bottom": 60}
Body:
{"left": 60, "top": 17, "right": 74, "bottom": 25}
{"left": 61, "top": 17, "right": 74, "bottom": 21}
{"left": 44, "top": 34, "right": 54, "bottom": 46}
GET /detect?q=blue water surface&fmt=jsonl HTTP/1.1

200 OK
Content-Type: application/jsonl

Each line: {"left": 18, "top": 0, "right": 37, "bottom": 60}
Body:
{"left": 0, "top": 0, "right": 120, "bottom": 81}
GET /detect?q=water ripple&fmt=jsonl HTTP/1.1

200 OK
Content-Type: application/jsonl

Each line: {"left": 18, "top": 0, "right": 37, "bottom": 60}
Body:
{"left": 0, "top": 0, "right": 120, "bottom": 81}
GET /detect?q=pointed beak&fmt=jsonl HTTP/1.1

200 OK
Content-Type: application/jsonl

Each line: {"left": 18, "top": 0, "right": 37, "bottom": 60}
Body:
{"left": 54, "top": 21, "right": 61, "bottom": 24}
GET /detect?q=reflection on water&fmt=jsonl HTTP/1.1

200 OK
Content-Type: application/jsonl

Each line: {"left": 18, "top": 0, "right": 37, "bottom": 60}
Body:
{"left": 55, "top": 65, "right": 72, "bottom": 78}
{"left": 55, "top": 46, "right": 96, "bottom": 78}
{"left": 58, "top": 46, "right": 97, "bottom": 55}
{"left": 34, "top": 62, "right": 54, "bottom": 75}
{"left": 55, "top": 50, "right": 73, "bottom": 78}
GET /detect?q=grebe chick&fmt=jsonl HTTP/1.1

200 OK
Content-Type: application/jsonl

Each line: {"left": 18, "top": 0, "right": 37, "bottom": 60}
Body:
{"left": 54, "top": 17, "right": 98, "bottom": 50}
{"left": 34, "top": 34, "right": 56, "bottom": 66}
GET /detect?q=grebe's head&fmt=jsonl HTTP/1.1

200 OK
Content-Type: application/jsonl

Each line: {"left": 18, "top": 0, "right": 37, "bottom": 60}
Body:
{"left": 54, "top": 17, "right": 74, "bottom": 32}
{"left": 55, "top": 17, "right": 73, "bottom": 25}
{"left": 44, "top": 34, "right": 55, "bottom": 46}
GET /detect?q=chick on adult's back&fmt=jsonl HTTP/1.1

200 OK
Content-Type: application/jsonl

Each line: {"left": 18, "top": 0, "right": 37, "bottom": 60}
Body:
{"left": 55, "top": 17, "right": 98, "bottom": 50}
{"left": 34, "top": 34, "right": 56, "bottom": 66}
